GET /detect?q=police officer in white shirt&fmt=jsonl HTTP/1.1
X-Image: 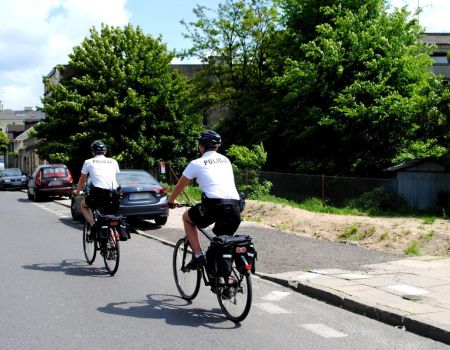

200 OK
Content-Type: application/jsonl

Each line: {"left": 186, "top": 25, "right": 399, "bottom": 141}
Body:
{"left": 75, "top": 140, "right": 120, "bottom": 237}
{"left": 168, "top": 130, "right": 241, "bottom": 269}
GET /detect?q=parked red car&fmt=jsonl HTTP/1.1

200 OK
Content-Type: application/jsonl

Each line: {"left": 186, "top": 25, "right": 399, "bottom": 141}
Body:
{"left": 27, "top": 164, "right": 74, "bottom": 201}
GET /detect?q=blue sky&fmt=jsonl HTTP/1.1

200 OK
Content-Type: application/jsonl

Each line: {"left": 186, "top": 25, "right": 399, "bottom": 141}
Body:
{"left": 0, "top": 0, "right": 448, "bottom": 111}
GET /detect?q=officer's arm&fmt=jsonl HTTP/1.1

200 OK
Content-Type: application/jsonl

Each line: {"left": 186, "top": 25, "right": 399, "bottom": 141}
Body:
{"left": 168, "top": 176, "right": 191, "bottom": 204}
{"left": 75, "top": 173, "right": 88, "bottom": 196}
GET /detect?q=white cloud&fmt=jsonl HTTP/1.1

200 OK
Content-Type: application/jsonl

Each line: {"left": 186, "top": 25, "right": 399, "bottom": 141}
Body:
{"left": 0, "top": 0, "right": 130, "bottom": 110}
{"left": 389, "top": 0, "right": 450, "bottom": 32}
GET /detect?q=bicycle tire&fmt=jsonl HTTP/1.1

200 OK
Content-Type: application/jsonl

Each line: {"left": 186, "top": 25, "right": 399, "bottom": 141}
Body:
{"left": 217, "top": 268, "right": 252, "bottom": 323}
{"left": 102, "top": 227, "right": 120, "bottom": 276}
{"left": 83, "top": 222, "right": 97, "bottom": 264}
{"left": 173, "top": 238, "right": 201, "bottom": 300}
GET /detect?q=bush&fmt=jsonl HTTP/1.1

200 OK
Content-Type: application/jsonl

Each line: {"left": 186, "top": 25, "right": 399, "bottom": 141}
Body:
{"left": 347, "top": 187, "right": 410, "bottom": 215}
{"left": 226, "top": 144, "right": 272, "bottom": 199}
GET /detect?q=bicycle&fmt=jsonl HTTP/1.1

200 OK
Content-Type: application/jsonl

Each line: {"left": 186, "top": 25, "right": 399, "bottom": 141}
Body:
{"left": 172, "top": 204, "right": 256, "bottom": 323}
{"left": 82, "top": 198, "right": 129, "bottom": 276}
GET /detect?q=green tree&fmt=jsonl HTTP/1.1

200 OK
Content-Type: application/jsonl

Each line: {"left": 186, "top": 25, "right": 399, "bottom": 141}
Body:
{"left": 180, "top": 0, "right": 280, "bottom": 147}
{"left": 37, "top": 24, "right": 202, "bottom": 178}
{"left": 272, "top": 0, "right": 447, "bottom": 175}
{"left": 226, "top": 143, "right": 272, "bottom": 198}
{"left": 0, "top": 132, "right": 8, "bottom": 155}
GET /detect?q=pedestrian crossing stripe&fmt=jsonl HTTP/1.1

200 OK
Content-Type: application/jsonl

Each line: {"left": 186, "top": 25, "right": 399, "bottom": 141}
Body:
{"left": 262, "top": 291, "right": 291, "bottom": 302}
{"left": 254, "top": 303, "right": 291, "bottom": 314}
{"left": 301, "top": 323, "right": 348, "bottom": 338}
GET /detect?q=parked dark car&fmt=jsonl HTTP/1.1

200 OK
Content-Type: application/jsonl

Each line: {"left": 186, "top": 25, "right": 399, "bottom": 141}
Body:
{"left": 27, "top": 164, "right": 74, "bottom": 201}
{"left": 71, "top": 169, "right": 169, "bottom": 225}
{"left": 0, "top": 168, "right": 28, "bottom": 190}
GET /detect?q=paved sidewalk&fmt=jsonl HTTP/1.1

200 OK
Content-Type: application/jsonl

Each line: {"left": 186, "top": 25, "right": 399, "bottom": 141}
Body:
{"left": 55, "top": 199, "right": 450, "bottom": 345}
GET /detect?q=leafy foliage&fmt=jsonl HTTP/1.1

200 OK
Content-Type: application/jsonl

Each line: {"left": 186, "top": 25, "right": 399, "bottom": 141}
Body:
{"left": 347, "top": 187, "right": 411, "bottom": 215}
{"left": 184, "top": 0, "right": 450, "bottom": 176}
{"left": 37, "top": 24, "right": 202, "bottom": 178}
{"left": 0, "top": 132, "right": 8, "bottom": 155}
{"left": 180, "top": 0, "right": 281, "bottom": 147}
{"left": 226, "top": 143, "right": 272, "bottom": 198}
{"left": 272, "top": 0, "right": 447, "bottom": 175}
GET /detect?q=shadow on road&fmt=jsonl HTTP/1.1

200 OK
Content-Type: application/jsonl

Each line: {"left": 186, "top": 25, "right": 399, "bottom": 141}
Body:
{"left": 98, "top": 293, "right": 240, "bottom": 329}
{"left": 131, "top": 220, "right": 164, "bottom": 232}
{"left": 22, "top": 259, "right": 110, "bottom": 277}
{"left": 58, "top": 217, "right": 84, "bottom": 230}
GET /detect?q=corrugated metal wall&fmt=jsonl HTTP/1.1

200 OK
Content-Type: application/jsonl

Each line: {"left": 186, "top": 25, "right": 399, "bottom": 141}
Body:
{"left": 397, "top": 171, "right": 450, "bottom": 210}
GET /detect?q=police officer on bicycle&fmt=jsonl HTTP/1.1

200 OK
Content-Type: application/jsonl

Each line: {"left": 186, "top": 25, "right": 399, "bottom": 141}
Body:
{"left": 75, "top": 140, "right": 120, "bottom": 239}
{"left": 168, "top": 130, "right": 242, "bottom": 269}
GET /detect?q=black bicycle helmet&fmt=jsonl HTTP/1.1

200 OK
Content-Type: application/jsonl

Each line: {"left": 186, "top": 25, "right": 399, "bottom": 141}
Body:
{"left": 90, "top": 140, "right": 107, "bottom": 155}
{"left": 197, "top": 130, "right": 221, "bottom": 147}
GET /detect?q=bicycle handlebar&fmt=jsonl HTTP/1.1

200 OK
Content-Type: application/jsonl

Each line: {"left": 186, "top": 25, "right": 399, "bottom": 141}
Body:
{"left": 168, "top": 202, "right": 196, "bottom": 209}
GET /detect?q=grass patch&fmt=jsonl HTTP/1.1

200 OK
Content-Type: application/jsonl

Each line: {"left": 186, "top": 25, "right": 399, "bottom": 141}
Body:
{"left": 422, "top": 216, "right": 436, "bottom": 225}
{"left": 419, "top": 232, "right": 434, "bottom": 242}
{"left": 404, "top": 240, "right": 420, "bottom": 256}
{"left": 164, "top": 183, "right": 202, "bottom": 203}
{"left": 339, "top": 224, "right": 360, "bottom": 240}
{"left": 256, "top": 195, "right": 362, "bottom": 215}
{"left": 379, "top": 231, "right": 389, "bottom": 240}
{"left": 339, "top": 224, "right": 376, "bottom": 241}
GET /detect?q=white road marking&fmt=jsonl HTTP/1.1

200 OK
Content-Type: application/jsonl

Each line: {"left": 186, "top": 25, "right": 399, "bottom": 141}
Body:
{"left": 387, "top": 284, "right": 429, "bottom": 295}
{"left": 301, "top": 323, "right": 348, "bottom": 338}
{"left": 254, "top": 303, "right": 291, "bottom": 314}
{"left": 338, "top": 273, "right": 369, "bottom": 280}
{"left": 293, "top": 272, "right": 321, "bottom": 281}
{"left": 262, "top": 291, "right": 291, "bottom": 302}
{"left": 33, "top": 203, "right": 71, "bottom": 218}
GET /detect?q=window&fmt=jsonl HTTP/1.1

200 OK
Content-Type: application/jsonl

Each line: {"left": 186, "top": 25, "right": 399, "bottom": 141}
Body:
{"left": 42, "top": 167, "right": 68, "bottom": 178}
{"left": 431, "top": 55, "right": 448, "bottom": 64}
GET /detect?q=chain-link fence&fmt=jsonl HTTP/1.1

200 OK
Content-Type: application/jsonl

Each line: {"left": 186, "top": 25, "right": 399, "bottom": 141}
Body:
{"left": 153, "top": 163, "right": 397, "bottom": 208}
{"left": 258, "top": 171, "right": 396, "bottom": 207}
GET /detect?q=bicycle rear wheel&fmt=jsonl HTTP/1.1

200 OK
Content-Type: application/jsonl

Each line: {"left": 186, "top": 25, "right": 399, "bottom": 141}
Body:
{"left": 173, "top": 238, "right": 201, "bottom": 300}
{"left": 102, "top": 227, "right": 120, "bottom": 276}
{"left": 83, "top": 222, "right": 96, "bottom": 264}
{"left": 217, "top": 267, "right": 252, "bottom": 323}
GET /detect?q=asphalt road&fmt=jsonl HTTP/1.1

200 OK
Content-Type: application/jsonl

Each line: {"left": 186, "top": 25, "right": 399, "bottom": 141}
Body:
{"left": 0, "top": 190, "right": 447, "bottom": 349}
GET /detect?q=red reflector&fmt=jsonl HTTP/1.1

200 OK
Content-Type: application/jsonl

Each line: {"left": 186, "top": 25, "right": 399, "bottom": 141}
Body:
{"left": 236, "top": 246, "right": 247, "bottom": 253}
{"left": 155, "top": 187, "right": 167, "bottom": 194}
{"left": 110, "top": 221, "right": 119, "bottom": 226}
{"left": 245, "top": 264, "right": 252, "bottom": 270}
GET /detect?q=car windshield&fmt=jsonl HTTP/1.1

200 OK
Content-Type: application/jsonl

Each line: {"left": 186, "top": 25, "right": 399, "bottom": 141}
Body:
{"left": 117, "top": 171, "right": 159, "bottom": 186}
{"left": 42, "top": 167, "right": 68, "bottom": 178}
{"left": 3, "top": 168, "right": 22, "bottom": 176}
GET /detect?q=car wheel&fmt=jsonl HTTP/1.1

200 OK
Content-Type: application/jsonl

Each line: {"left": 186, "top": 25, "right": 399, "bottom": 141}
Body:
{"left": 154, "top": 216, "right": 167, "bottom": 226}
{"left": 33, "top": 191, "right": 41, "bottom": 202}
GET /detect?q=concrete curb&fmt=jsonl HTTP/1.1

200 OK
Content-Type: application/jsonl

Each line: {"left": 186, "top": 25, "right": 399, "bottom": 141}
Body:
{"left": 52, "top": 198, "right": 450, "bottom": 345}
{"left": 256, "top": 272, "right": 450, "bottom": 345}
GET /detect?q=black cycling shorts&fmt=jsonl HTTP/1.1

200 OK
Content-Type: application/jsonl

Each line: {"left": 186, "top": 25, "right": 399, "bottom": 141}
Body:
{"left": 85, "top": 186, "right": 120, "bottom": 213}
{"left": 188, "top": 199, "right": 241, "bottom": 235}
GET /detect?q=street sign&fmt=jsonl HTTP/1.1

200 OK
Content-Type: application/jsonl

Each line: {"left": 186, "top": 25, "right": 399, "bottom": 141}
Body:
{"left": 160, "top": 161, "right": 166, "bottom": 174}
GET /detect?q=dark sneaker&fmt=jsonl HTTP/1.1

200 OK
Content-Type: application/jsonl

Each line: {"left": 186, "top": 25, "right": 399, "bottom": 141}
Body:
{"left": 185, "top": 254, "right": 206, "bottom": 270}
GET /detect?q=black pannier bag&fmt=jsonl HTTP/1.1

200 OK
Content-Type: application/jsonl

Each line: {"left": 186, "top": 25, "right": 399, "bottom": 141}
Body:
{"left": 117, "top": 220, "right": 130, "bottom": 241}
{"left": 97, "top": 216, "right": 130, "bottom": 242}
{"left": 206, "top": 235, "right": 257, "bottom": 277}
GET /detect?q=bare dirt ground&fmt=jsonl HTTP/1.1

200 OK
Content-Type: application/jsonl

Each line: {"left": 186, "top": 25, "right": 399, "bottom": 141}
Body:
{"left": 243, "top": 200, "right": 450, "bottom": 257}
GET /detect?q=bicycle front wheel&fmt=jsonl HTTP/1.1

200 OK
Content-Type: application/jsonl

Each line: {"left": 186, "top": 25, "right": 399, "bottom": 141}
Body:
{"left": 173, "top": 238, "right": 201, "bottom": 300}
{"left": 102, "top": 227, "right": 120, "bottom": 276}
{"left": 83, "top": 222, "right": 96, "bottom": 264}
{"left": 217, "top": 268, "right": 252, "bottom": 323}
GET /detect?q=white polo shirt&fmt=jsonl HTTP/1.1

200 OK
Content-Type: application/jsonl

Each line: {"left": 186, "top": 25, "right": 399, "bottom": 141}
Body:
{"left": 81, "top": 155, "right": 120, "bottom": 189}
{"left": 183, "top": 151, "right": 239, "bottom": 200}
